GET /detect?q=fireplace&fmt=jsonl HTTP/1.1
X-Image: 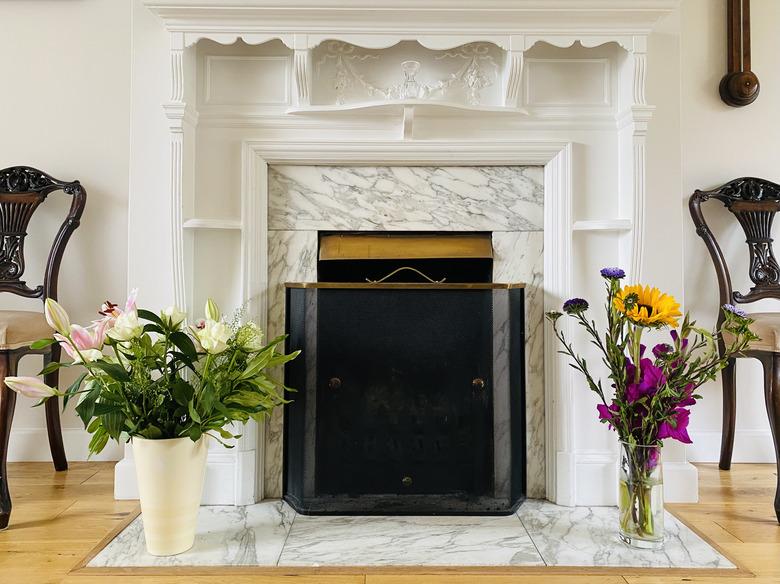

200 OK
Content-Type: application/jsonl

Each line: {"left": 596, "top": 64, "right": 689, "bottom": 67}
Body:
{"left": 283, "top": 233, "right": 526, "bottom": 514}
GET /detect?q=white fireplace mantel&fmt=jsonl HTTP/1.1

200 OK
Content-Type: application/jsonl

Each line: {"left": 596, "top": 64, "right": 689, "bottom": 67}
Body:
{"left": 119, "top": 0, "right": 694, "bottom": 508}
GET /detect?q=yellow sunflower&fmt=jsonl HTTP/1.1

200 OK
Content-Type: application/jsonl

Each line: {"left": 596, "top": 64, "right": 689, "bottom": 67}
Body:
{"left": 613, "top": 284, "right": 681, "bottom": 328}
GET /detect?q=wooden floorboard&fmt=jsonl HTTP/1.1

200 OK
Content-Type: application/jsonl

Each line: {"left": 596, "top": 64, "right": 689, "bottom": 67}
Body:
{"left": 0, "top": 461, "right": 777, "bottom": 583}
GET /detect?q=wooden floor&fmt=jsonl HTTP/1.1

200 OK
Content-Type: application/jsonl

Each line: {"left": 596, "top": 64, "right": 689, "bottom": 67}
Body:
{"left": 0, "top": 462, "right": 778, "bottom": 583}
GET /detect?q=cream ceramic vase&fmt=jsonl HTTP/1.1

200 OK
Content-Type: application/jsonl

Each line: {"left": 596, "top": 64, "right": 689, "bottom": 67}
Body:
{"left": 132, "top": 436, "right": 209, "bottom": 556}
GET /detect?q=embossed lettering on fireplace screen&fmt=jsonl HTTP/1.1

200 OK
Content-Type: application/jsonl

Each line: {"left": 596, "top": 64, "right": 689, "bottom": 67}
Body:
{"left": 283, "top": 233, "right": 526, "bottom": 515}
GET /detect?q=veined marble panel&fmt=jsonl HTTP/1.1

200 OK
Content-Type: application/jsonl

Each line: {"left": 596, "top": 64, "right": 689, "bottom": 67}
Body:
{"left": 89, "top": 501, "right": 295, "bottom": 567}
{"left": 517, "top": 500, "right": 735, "bottom": 569}
{"left": 264, "top": 230, "right": 318, "bottom": 498}
{"left": 268, "top": 166, "right": 544, "bottom": 232}
{"left": 277, "top": 514, "right": 543, "bottom": 566}
{"left": 493, "top": 232, "right": 545, "bottom": 498}
{"left": 265, "top": 165, "right": 546, "bottom": 499}
{"left": 88, "top": 500, "right": 734, "bottom": 569}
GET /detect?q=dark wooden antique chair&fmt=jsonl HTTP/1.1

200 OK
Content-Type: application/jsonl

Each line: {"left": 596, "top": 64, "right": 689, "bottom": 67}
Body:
{"left": 0, "top": 167, "right": 86, "bottom": 529}
{"left": 690, "top": 177, "right": 780, "bottom": 523}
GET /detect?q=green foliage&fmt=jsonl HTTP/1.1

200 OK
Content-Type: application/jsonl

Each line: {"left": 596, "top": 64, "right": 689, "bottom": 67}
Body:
{"left": 60, "top": 310, "right": 298, "bottom": 456}
{"left": 545, "top": 274, "right": 758, "bottom": 447}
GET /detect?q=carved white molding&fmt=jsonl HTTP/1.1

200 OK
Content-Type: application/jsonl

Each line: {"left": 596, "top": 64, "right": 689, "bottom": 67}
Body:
{"left": 165, "top": 33, "right": 188, "bottom": 310}
{"left": 617, "top": 105, "right": 654, "bottom": 282}
{"left": 504, "top": 51, "right": 524, "bottom": 108}
{"left": 293, "top": 50, "right": 311, "bottom": 106}
{"left": 314, "top": 40, "right": 500, "bottom": 106}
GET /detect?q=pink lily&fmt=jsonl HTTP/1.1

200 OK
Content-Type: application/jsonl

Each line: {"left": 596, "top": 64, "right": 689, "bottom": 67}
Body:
{"left": 54, "top": 322, "right": 106, "bottom": 363}
{"left": 44, "top": 298, "right": 70, "bottom": 335}
{"left": 5, "top": 376, "right": 58, "bottom": 399}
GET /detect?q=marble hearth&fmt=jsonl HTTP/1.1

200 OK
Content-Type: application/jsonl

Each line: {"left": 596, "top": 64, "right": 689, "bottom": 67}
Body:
{"left": 265, "top": 164, "right": 545, "bottom": 499}
{"left": 88, "top": 500, "right": 735, "bottom": 570}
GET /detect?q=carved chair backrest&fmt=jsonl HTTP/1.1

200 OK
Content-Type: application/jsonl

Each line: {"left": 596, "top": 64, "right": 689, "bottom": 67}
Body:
{"left": 690, "top": 177, "right": 780, "bottom": 318}
{"left": 0, "top": 167, "right": 86, "bottom": 302}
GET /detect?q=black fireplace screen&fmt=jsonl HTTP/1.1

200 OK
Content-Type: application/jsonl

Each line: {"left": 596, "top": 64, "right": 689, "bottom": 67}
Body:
{"left": 283, "top": 283, "right": 526, "bottom": 515}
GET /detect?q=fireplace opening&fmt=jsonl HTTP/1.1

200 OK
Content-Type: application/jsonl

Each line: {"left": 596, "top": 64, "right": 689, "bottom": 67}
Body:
{"left": 317, "top": 232, "right": 493, "bottom": 283}
{"left": 283, "top": 232, "right": 526, "bottom": 515}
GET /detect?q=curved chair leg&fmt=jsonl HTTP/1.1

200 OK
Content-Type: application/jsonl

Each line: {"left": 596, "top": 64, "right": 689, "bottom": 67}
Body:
{"left": 760, "top": 353, "right": 780, "bottom": 523}
{"left": 719, "top": 357, "right": 737, "bottom": 470}
{"left": 0, "top": 353, "right": 15, "bottom": 530}
{"left": 43, "top": 347, "right": 67, "bottom": 472}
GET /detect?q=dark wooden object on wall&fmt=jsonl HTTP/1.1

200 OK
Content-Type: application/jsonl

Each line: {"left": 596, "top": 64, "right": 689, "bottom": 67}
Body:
{"left": 0, "top": 167, "right": 86, "bottom": 530}
{"left": 719, "top": 0, "right": 760, "bottom": 107}
{"left": 690, "top": 177, "right": 780, "bottom": 522}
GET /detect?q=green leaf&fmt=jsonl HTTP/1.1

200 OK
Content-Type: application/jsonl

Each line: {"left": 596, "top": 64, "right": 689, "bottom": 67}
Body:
{"left": 102, "top": 410, "right": 125, "bottom": 439}
{"left": 30, "top": 338, "right": 57, "bottom": 350}
{"left": 171, "top": 380, "right": 194, "bottom": 406}
{"left": 188, "top": 400, "right": 201, "bottom": 423}
{"left": 266, "top": 350, "right": 300, "bottom": 369}
{"left": 62, "top": 372, "right": 87, "bottom": 409}
{"left": 170, "top": 331, "right": 198, "bottom": 360}
{"left": 142, "top": 323, "right": 165, "bottom": 335}
{"left": 75, "top": 384, "right": 101, "bottom": 427}
{"left": 91, "top": 361, "right": 131, "bottom": 382}
{"left": 92, "top": 402, "right": 122, "bottom": 416}
{"left": 140, "top": 425, "right": 163, "bottom": 439}
{"left": 138, "top": 309, "right": 164, "bottom": 327}
{"left": 189, "top": 426, "right": 203, "bottom": 442}
{"left": 38, "top": 361, "right": 63, "bottom": 376}
{"left": 88, "top": 427, "right": 109, "bottom": 456}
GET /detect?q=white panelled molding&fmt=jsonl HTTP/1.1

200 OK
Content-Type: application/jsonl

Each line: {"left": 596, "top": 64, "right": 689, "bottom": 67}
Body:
{"left": 129, "top": 0, "right": 680, "bottom": 506}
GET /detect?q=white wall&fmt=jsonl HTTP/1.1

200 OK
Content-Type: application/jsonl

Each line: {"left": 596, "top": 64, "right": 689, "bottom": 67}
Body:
{"left": 681, "top": 0, "right": 780, "bottom": 463}
{"left": 3, "top": 0, "right": 776, "bottom": 475}
{"left": 0, "top": 1, "right": 130, "bottom": 461}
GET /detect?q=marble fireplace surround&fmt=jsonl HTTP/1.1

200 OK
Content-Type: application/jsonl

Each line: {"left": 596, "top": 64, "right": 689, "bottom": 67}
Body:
{"left": 241, "top": 140, "right": 574, "bottom": 505}
{"left": 265, "top": 164, "right": 546, "bottom": 499}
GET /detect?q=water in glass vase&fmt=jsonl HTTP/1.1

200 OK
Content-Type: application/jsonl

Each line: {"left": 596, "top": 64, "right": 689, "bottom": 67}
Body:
{"left": 618, "top": 441, "right": 664, "bottom": 549}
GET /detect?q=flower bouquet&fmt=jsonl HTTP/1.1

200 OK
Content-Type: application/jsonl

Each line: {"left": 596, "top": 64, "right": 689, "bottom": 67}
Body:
{"left": 546, "top": 268, "right": 756, "bottom": 548}
{"left": 6, "top": 291, "right": 298, "bottom": 555}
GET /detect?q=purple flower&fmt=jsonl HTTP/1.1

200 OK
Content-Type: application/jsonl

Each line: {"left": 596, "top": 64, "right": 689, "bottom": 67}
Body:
{"left": 657, "top": 408, "right": 692, "bottom": 444}
{"left": 600, "top": 267, "right": 626, "bottom": 280}
{"left": 723, "top": 303, "right": 747, "bottom": 318}
{"left": 670, "top": 329, "right": 689, "bottom": 351}
{"left": 625, "top": 358, "right": 667, "bottom": 403}
{"left": 563, "top": 298, "right": 589, "bottom": 314}
{"left": 597, "top": 401, "right": 620, "bottom": 430}
{"left": 677, "top": 383, "right": 697, "bottom": 407}
{"left": 652, "top": 343, "right": 673, "bottom": 359}
{"left": 646, "top": 446, "right": 661, "bottom": 471}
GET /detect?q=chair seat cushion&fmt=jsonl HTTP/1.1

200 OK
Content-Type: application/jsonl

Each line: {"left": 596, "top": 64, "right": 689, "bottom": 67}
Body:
{"left": 741, "top": 312, "right": 780, "bottom": 353}
{"left": 0, "top": 310, "right": 53, "bottom": 350}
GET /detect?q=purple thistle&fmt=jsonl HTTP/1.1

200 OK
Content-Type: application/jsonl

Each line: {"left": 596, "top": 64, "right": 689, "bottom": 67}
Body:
{"left": 723, "top": 303, "right": 747, "bottom": 318}
{"left": 600, "top": 267, "right": 626, "bottom": 280}
{"left": 563, "top": 298, "right": 589, "bottom": 314}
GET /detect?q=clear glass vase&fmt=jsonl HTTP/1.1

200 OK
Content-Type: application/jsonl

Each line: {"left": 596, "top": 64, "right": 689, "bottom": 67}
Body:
{"left": 618, "top": 441, "right": 664, "bottom": 549}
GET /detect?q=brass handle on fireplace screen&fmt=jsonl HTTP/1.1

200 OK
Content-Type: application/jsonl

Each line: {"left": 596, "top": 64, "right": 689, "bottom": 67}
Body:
{"left": 365, "top": 266, "right": 446, "bottom": 284}
{"left": 328, "top": 377, "right": 342, "bottom": 390}
{"left": 472, "top": 378, "right": 486, "bottom": 390}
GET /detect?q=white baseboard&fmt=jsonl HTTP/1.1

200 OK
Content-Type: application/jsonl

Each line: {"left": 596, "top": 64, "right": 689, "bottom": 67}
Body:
{"left": 663, "top": 461, "right": 699, "bottom": 503}
{"left": 114, "top": 447, "right": 257, "bottom": 505}
{"left": 573, "top": 451, "right": 699, "bottom": 505}
{"left": 575, "top": 451, "right": 617, "bottom": 506}
{"left": 8, "top": 427, "right": 123, "bottom": 462}
{"left": 687, "top": 430, "right": 776, "bottom": 463}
